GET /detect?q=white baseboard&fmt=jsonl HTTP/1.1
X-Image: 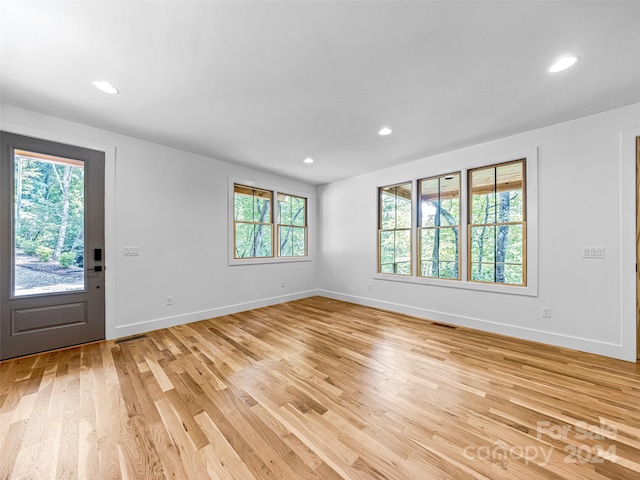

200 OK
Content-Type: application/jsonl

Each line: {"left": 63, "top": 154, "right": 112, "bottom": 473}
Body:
{"left": 317, "top": 289, "right": 633, "bottom": 362}
{"left": 111, "top": 289, "right": 320, "bottom": 339}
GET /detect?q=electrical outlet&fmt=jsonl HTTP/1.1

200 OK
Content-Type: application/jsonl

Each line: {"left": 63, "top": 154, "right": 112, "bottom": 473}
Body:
{"left": 281, "top": 281, "right": 286, "bottom": 288}
{"left": 367, "top": 283, "right": 372, "bottom": 291}
{"left": 166, "top": 296, "right": 173, "bottom": 306}
{"left": 542, "top": 307, "right": 551, "bottom": 318}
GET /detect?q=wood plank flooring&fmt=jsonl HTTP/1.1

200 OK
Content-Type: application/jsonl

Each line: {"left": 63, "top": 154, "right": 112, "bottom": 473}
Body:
{"left": 1, "top": 296, "right": 640, "bottom": 479}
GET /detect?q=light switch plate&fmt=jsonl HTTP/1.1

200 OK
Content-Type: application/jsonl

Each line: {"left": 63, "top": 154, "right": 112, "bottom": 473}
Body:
{"left": 124, "top": 246, "right": 140, "bottom": 256}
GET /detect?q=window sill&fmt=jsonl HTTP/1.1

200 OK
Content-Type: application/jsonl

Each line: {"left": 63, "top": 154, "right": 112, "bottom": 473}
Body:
{"left": 374, "top": 273, "right": 537, "bottom": 296}
{"left": 229, "top": 256, "right": 311, "bottom": 266}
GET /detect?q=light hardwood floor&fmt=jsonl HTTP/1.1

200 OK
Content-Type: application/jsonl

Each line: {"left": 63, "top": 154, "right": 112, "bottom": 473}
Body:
{"left": 1, "top": 296, "right": 639, "bottom": 479}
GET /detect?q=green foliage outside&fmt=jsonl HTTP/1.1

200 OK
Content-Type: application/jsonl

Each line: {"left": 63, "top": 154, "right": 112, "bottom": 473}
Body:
{"left": 21, "top": 239, "right": 38, "bottom": 256}
{"left": 58, "top": 252, "right": 75, "bottom": 268}
{"left": 14, "top": 155, "right": 85, "bottom": 267}
{"left": 36, "top": 245, "right": 53, "bottom": 262}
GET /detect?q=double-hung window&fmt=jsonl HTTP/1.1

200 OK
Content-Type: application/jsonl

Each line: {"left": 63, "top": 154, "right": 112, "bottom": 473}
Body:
{"left": 468, "top": 159, "right": 526, "bottom": 285}
{"left": 418, "top": 173, "right": 461, "bottom": 279}
{"left": 376, "top": 156, "right": 531, "bottom": 291}
{"left": 234, "top": 185, "right": 274, "bottom": 258}
{"left": 277, "top": 193, "right": 307, "bottom": 257}
{"left": 378, "top": 182, "right": 412, "bottom": 275}
{"left": 233, "top": 183, "right": 308, "bottom": 261}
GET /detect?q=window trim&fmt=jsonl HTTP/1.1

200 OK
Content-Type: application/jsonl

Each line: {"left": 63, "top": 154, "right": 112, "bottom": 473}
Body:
{"left": 373, "top": 148, "right": 538, "bottom": 296}
{"left": 228, "top": 177, "right": 311, "bottom": 266}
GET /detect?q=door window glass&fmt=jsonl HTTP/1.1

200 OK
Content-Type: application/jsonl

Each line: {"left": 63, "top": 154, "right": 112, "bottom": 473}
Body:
{"left": 13, "top": 150, "right": 85, "bottom": 296}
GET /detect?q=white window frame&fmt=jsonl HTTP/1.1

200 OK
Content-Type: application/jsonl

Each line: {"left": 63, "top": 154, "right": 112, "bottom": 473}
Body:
{"left": 374, "top": 148, "right": 538, "bottom": 296}
{"left": 228, "top": 177, "right": 311, "bottom": 266}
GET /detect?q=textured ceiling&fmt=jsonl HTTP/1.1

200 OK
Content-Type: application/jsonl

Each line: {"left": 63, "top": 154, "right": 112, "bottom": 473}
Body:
{"left": 2, "top": 1, "right": 639, "bottom": 185}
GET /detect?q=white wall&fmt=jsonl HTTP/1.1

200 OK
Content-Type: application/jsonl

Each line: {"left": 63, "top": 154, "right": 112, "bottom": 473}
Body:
{"left": 318, "top": 103, "right": 640, "bottom": 361}
{"left": 1, "top": 104, "right": 318, "bottom": 340}
{"left": 3, "top": 102, "right": 639, "bottom": 361}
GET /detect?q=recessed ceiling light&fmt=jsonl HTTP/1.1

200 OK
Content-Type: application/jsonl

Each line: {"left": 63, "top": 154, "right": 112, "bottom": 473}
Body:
{"left": 548, "top": 55, "right": 579, "bottom": 73}
{"left": 378, "top": 127, "right": 392, "bottom": 136}
{"left": 304, "top": 157, "right": 314, "bottom": 164}
{"left": 92, "top": 80, "right": 119, "bottom": 95}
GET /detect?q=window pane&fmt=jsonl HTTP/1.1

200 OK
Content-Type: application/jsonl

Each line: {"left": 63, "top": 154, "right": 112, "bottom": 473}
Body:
{"left": 280, "top": 226, "right": 306, "bottom": 257}
{"left": 468, "top": 160, "right": 525, "bottom": 285}
{"left": 379, "top": 182, "right": 412, "bottom": 275}
{"left": 420, "top": 261, "right": 435, "bottom": 277}
{"left": 236, "top": 223, "right": 272, "bottom": 258}
{"left": 254, "top": 195, "right": 271, "bottom": 223}
{"left": 234, "top": 191, "right": 253, "bottom": 222}
{"left": 14, "top": 152, "right": 85, "bottom": 296}
{"left": 277, "top": 194, "right": 306, "bottom": 257}
{"left": 496, "top": 224, "right": 523, "bottom": 266}
{"left": 438, "top": 261, "right": 458, "bottom": 279}
{"left": 420, "top": 229, "right": 435, "bottom": 262}
{"left": 420, "top": 201, "right": 438, "bottom": 228}
{"left": 235, "top": 223, "right": 255, "bottom": 258}
{"left": 396, "top": 261, "right": 411, "bottom": 275}
{"left": 440, "top": 174, "right": 460, "bottom": 226}
{"left": 278, "top": 194, "right": 306, "bottom": 228}
{"left": 380, "top": 189, "right": 397, "bottom": 230}
{"left": 470, "top": 226, "right": 495, "bottom": 263}
{"left": 420, "top": 174, "right": 460, "bottom": 228}
{"left": 420, "top": 227, "right": 459, "bottom": 279}
{"left": 420, "top": 178, "right": 439, "bottom": 227}
{"left": 279, "top": 226, "right": 293, "bottom": 256}
{"left": 471, "top": 168, "right": 496, "bottom": 225}
{"left": 291, "top": 227, "right": 306, "bottom": 256}
{"left": 254, "top": 224, "right": 272, "bottom": 256}
{"left": 496, "top": 162, "right": 524, "bottom": 222}
{"left": 381, "top": 263, "right": 394, "bottom": 274}
{"left": 394, "top": 230, "right": 411, "bottom": 267}
{"left": 396, "top": 194, "right": 411, "bottom": 229}
{"left": 380, "top": 183, "right": 411, "bottom": 230}
{"left": 278, "top": 194, "right": 292, "bottom": 225}
{"left": 438, "top": 227, "right": 458, "bottom": 262}
{"left": 291, "top": 197, "right": 306, "bottom": 226}
{"left": 471, "top": 263, "right": 495, "bottom": 282}
{"left": 379, "top": 230, "right": 395, "bottom": 265}
{"left": 500, "top": 264, "right": 523, "bottom": 285}
{"left": 234, "top": 185, "right": 276, "bottom": 259}
{"left": 235, "top": 185, "right": 272, "bottom": 224}
{"left": 505, "top": 224, "right": 524, "bottom": 264}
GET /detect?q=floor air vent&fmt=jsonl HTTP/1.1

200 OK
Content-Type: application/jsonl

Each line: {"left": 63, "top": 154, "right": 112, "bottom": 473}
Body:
{"left": 431, "top": 322, "right": 457, "bottom": 329}
{"left": 115, "top": 334, "right": 147, "bottom": 344}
